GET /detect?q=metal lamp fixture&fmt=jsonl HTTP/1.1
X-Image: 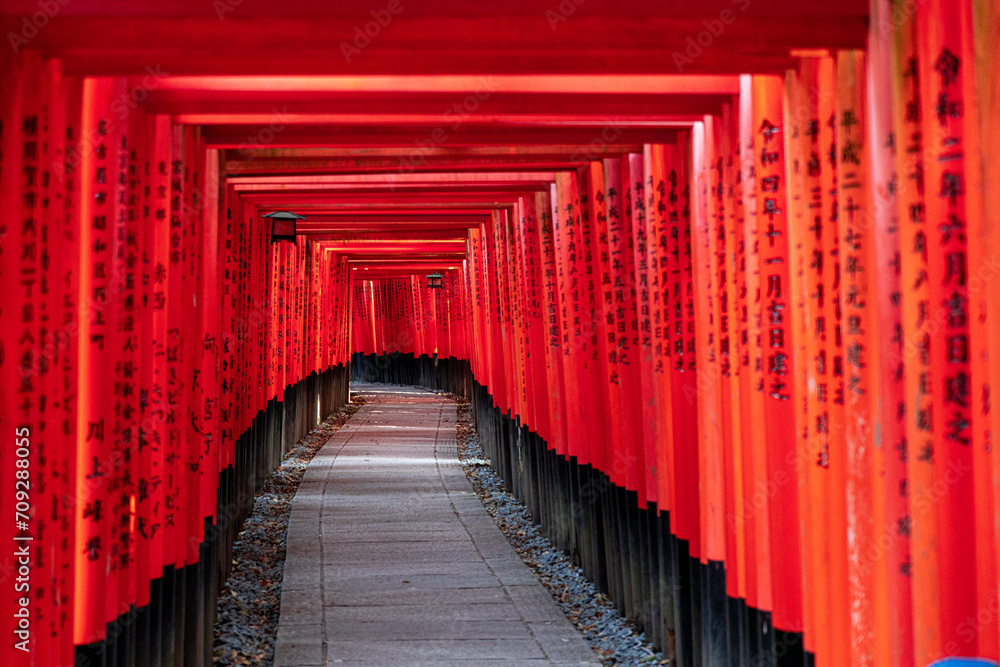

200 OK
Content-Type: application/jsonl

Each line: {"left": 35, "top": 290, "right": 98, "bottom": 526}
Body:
{"left": 426, "top": 272, "right": 444, "bottom": 289}
{"left": 264, "top": 211, "right": 306, "bottom": 243}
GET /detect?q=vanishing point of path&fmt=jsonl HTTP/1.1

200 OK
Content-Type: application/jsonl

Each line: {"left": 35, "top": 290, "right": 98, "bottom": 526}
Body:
{"left": 274, "top": 384, "right": 601, "bottom": 666}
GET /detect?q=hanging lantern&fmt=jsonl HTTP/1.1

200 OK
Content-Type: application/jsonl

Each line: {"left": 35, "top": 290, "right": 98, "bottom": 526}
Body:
{"left": 426, "top": 272, "right": 444, "bottom": 289}
{"left": 264, "top": 211, "right": 306, "bottom": 243}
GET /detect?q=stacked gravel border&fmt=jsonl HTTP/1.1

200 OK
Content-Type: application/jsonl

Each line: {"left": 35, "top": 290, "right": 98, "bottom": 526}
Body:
{"left": 213, "top": 395, "right": 365, "bottom": 666}
{"left": 452, "top": 395, "right": 668, "bottom": 666}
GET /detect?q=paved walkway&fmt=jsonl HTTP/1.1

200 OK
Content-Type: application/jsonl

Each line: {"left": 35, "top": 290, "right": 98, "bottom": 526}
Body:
{"left": 274, "top": 384, "right": 600, "bottom": 666}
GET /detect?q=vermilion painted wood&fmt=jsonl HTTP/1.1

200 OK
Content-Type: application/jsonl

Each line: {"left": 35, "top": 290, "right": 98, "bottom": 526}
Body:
{"left": 753, "top": 73, "right": 804, "bottom": 636}
{"left": 182, "top": 125, "right": 204, "bottom": 569}
{"left": 114, "top": 85, "right": 141, "bottom": 635}
{"left": 502, "top": 199, "right": 528, "bottom": 428}
{"left": 866, "top": 7, "right": 911, "bottom": 661}
{"left": 612, "top": 157, "right": 646, "bottom": 498}
{"left": 74, "top": 77, "right": 120, "bottom": 645}
{"left": 784, "top": 58, "right": 829, "bottom": 664}
{"left": 660, "top": 144, "right": 685, "bottom": 540}
{"left": 959, "top": 2, "right": 998, "bottom": 659}
{"left": 553, "top": 173, "right": 587, "bottom": 464}
{"left": 721, "top": 109, "right": 749, "bottom": 603}
{"left": 576, "top": 166, "right": 607, "bottom": 475}
{"left": 221, "top": 147, "right": 666, "bottom": 177}
{"left": 628, "top": 153, "right": 659, "bottom": 508}
{"left": 518, "top": 194, "right": 552, "bottom": 440}
{"left": 0, "top": 11, "right": 865, "bottom": 77}
{"left": 4, "top": 10, "right": 1000, "bottom": 663}
{"left": 836, "top": 49, "right": 879, "bottom": 665}
{"left": 588, "top": 160, "right": 621, "bottom": 487}
{"left": 675, "top": 137, "right": 702, "bottom": 558}
{"left": 0, "top": 50, "right": 20, "bottom": 663}
{"left": 647, "top": 144, "right": 677, "bottom": 524}
{"left": 693, "top": 119, "right": 725, "bottom": 563}
{"left": 917, "top": 0, "right": 979, "bottom": 658}
{"left": 712, "top": 107, "right": 742, "bottom": 598}
{"left": 888, "top": 8, "right": 931, "bottom": 664}
{"left": 737, "top": 75, "right": 770, "bottom": 616}
{"left": 975, "top": 1, "right": 1000, "bottom": 658}
{"left": 15, "top": 52, "right": 45, "bottom": 666}
{"left": 29, "top": 59, "right": 55, "bottom": 667}
{"left": 174, "top": 124, "right": 195, "bottom": 577}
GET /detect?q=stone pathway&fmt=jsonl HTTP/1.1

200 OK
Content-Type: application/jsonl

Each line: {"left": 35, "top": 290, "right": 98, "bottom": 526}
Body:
{"left": 274, "top": 384, "right": 601, "bottom": 666}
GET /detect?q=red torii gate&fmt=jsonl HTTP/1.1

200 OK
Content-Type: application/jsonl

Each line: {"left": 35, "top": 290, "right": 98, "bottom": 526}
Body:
{"left": 1, "top": 1, "right": 999, "bottom": 665}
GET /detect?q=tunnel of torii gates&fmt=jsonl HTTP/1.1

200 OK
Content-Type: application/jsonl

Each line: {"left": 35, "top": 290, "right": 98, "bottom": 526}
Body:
{"left": 1, "top": 0, "right": 1000, "bottom": 666}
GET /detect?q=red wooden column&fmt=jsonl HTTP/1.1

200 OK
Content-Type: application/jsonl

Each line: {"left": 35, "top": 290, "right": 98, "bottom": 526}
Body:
{"left": 219, "top": 189, "right": 237, "bottom": 502}
{"left": 2, "top": 50, "right": 44, "bottom": 664}
{"left": 585, "top": 161, "right": 617, "bottom": 486}
{"left": 645, "top": 145, "right": 674, "bottom": 518}
{"left": 753, "top": 74, "right": 803, "bottom": 639}
{"left": 737, "top": 75, "right": 771, "bottom": 623}
{"left": 168, "top": 125, "right": 193, "bottom": 605}
{"left": 476, "top": 223, "right": 496, "bottom": 406}
{"left": 784, "top": 55, "right": 847, "bottom": 667}
{"left": 488, "top": 210, "right": 511, "bottom": 417}
{"left": 896, "top": 8, "right": 941, "bottom": 657}
{"left": 0, "top": 50, "right": 19, "bottom": 662}
{"left": 915, "top": 0, "right": 980, "bottom": 659}
{"left": 819, "top": 55, "right": 854, "bottom": 667}
{"left": 111, "top": 83, "right": 141, "bottom": 635}
{"left": 37, "top": 56, "right": 67, "bottom": 667}
{"left": 468, "top": 227, "right": 488, "bottom": 397}
{"left": 553, "top": 172, "right": 588, "bottom": 465}
{"left": 713, "top": 107, "right": 745, "bottom": 615}
{"left": 726, "top": 128, "right": 751, "bottom": 610}
{"left": 198, "top": 147, "right": 222, "bottom": 560}
{"left": 973, "top": 3, "right": 1000, "bottom": 659}
{"left": 510, "top": 199, "right": 532, "bottom": 430}
{"left": 516, "top": 195, "right": 548, "bottom": 436}
{"left": 667, "top": 137, "right": 701, "bottom": 570}
{"left": 74, "top": 77, "right": 128, "bottom": 649}
{"left": 782, "top": 63, "right": 815, "bottom": 660}
{"left": 181, "top": 125, "right": 203, "bottom": 576}
{"left": 626, "top": 154, "right": 657, "bottom": 505}
{"left": 576, "top": 171, "right": 606, "bottom": 474}
{"left": 497, "top": 208, "right": 525, "bottom": 425}
{"left": 692, "top": 118, "right": 725, "bottom": 572}
{"left": 50, "top": 65, "right": 83, "bottom": 667}
{"left": 537, "top": 191, "right": 568, "bottom": 455}
{"left": 603, "top": 156, "right": 643, "bottom": 497}
{"left": 867, "top": 5, "right": 912, "bottom": 663}
{"left": 720, "top": 120, "right": 749, "bottom": 609}
{"left": 140, "top": 114, "right": 173, "bottom": 640}
{"left": 836, "top": 49, "right": 880, "bottom": 666}
{"left": 958, "top": 1, "right": 998, "bottom": 659}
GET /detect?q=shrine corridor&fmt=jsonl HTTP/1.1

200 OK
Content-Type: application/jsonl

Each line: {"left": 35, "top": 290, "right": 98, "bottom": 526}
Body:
{"left": 274, "top": 383, "right": 598, "bottom": 666}
{"left": 2, "top": 1, "right": 1000, "bottom": 666}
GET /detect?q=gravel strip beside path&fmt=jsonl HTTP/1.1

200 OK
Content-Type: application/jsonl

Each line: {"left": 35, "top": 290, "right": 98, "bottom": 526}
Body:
{"left": 214, "top": 395, "right": 365, "bottom": 666}
{"left": 453, "top": 396, "right": 668, "bottom": 666}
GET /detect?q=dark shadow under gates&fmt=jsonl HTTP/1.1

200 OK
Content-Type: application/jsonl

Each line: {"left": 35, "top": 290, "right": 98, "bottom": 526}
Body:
{"left": 351, "top": 352, "right": 807, "bottom": 667}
